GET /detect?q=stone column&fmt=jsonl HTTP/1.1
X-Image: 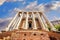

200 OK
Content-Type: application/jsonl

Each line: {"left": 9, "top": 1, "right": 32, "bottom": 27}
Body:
{"left": 24, "top": 12, "right": 29, "bottom": 29}
{"left": 42, "top": 12, "right": 56, "bottom": 31}
{"left": 6, "top": 12, "right": 18, "bottom": 31}
{"left": 13, "top": 16, "right": 20, "bottom": 29}
{"left": 41, "top": 15, "right": 49, "bottom": 31}
{"left": 37, "top": 12, "right": 46, "bottom": 30}
{"left": 11, "top": 13, "right": 21, "bottom": 30}
{"left": 32, "top": 12, "right": 37, "bottom": 29}
{"left": 12, "top": 17, "right": 17, "bottom": 29}
{"left": 16, "top": 12, "right": 23, "bottom": 29}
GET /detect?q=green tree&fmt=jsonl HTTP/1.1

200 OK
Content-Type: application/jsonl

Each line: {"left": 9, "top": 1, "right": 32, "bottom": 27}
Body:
{"left": 54, "top": 24, "right": 60, "bottom": 31}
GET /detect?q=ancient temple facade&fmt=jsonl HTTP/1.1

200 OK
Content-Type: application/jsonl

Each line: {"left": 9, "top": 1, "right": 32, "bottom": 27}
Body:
{"left": 6, "top": 11, "right": 56, "bottom": 31}
{"left": 0, "top": 11, "right": 60, "bottom": 40}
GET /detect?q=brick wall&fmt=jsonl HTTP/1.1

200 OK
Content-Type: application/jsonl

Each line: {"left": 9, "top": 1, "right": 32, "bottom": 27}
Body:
{"left": 11, "top": 30, "right": 50, "bottom": 40}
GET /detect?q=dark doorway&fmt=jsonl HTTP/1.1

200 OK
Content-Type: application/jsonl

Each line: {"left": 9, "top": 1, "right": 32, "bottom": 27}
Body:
{"left": 28, "top": 22, "right": 32, "bottom": 29}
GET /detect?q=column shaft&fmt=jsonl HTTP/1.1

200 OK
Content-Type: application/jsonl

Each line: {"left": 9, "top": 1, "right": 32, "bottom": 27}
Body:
{"left": 13, "top": 17, "right": 20, "bottom": 29}
{"left": 37, "top": 12, "right": 45, "bottom": 30}
{"left": 41, "top": 16, "right": 49, "bottom": 31}
{"left": 16, "top": 12, "right": 23, "bottom": 29}
{"left": 6, "top": 12, "right": 18, "bottom": 31}
{"left": 32, "top": 12, "right": 37, "bottom": 29}
{"left": 24, "top": 12, "right": 29, "bottom": 29}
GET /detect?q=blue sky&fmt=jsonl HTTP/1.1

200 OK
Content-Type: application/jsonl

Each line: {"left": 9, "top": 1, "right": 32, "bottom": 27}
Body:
{"left": 0, "top": 0, "right": 60, "bottom": 30}
{"left": 0, "top": 0, "right": 60, "bottom": 19}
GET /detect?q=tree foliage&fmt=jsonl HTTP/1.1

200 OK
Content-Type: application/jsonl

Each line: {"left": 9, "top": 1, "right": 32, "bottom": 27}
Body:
{"left": 54, "top": 24, "right": 60, "bottom": 31}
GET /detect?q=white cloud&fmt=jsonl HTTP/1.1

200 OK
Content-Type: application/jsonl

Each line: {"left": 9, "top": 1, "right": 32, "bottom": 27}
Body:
{"left": 0, "top": 19, "right": 4, "bottom": 23}
{"left": 0, "top": 0, "right": 24, "bottom": 5}
{"left": 0, "top": 17, "right": 12, "bottom": 23}
{"left": 8, "top": 8, "right": 19, "bottom": 17}
{"left": 44, "top": 1, "right": 60, "bottom": 10}
{"left": 0, "top": 17, "right": 12, "bottom": 31}
{"left": 6, "top": 0, "right": 25, "bottom": 6}
{"left": 24, "top": 0, "right": 45, "bottom": 12}
{"left": 35, "top": 4, "right": 45, "bottom": 12}
{"left": 0, "top": 0, "right": 6, "bottom": 5}
{"left": 13, "top": 1, "right": 60, "bottom": 12}
{"left": 25, "top": 1, "right": 37, "bottom": 11}
{"left": 6, "top": 0, "right": 24, "bottom": 2}
{"left": 14, "top": 8, "right": 23, "bottom": 12}
{"left": 50, "top": 1, "right": 60, "bottom": 10}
